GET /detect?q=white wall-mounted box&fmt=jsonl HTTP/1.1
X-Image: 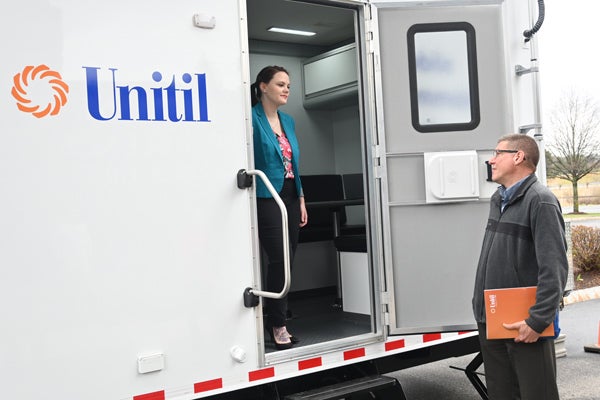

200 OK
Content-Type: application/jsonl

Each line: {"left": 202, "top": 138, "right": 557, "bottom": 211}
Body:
{"left": 424, "top": 151, "right": 480, "bottom": 203}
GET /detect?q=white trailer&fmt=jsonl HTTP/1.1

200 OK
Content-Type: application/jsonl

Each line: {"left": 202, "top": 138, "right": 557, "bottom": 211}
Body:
{"left": 0, "top": 0, "right": 546, "bottom": 399}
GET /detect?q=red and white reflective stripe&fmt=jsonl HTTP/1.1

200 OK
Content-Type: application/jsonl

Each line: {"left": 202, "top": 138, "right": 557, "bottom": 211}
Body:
{"left": 344, "top": 347, "right": 365, "bottom": 360}
{"left": 248, "top": 367, "right": 275, "bottom": 382}
{"left": 298, "top": 356, "right": 322, "bottom": 370}
{"left": 132, "top": 331, "right": 475, "bottom": 400}
{"left": 133, "top": 390, "right": 165, "bottom": 400}
{"left": 194, "top": 378, "right": 223, "bottom": 393}
{"left": 384, "top": 338, "right": 406, "bottom": 351}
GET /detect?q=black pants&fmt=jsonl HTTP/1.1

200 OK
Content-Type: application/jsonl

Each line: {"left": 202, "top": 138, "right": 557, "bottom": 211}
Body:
{"left": 257, "top": 179, "right": 301, "bottom": 328}
{"left": 477, "top": 323, "right": 559, "bottom": 400}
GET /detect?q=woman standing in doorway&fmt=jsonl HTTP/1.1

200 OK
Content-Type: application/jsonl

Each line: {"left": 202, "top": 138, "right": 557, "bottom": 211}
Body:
{"left": 251, "top": 66, "right": 308, "bottom": 350}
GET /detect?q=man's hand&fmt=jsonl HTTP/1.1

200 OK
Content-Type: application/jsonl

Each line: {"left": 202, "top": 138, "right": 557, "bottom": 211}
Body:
{"left": 503, "top": 320, "right": 541, "bottom": 343}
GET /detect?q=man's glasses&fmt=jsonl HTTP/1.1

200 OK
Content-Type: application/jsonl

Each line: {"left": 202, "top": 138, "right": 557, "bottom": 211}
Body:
{"left": 492, "top": 149, "right": 518, "bottom": 157}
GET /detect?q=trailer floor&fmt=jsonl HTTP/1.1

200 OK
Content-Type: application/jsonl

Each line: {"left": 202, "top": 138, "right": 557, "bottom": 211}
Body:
{"left": 265, "top": 288, "right": 371, "bottom": 352}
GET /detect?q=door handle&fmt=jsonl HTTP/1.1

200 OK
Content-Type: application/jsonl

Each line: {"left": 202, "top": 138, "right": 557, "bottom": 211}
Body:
{"left": 238, "top": 169, "right": 291, "bottom": 308}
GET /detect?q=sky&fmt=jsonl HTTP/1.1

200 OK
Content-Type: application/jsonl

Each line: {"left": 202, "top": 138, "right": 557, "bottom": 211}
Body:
{"left": 537, "top": 0, "right": 600, "bottom": 138}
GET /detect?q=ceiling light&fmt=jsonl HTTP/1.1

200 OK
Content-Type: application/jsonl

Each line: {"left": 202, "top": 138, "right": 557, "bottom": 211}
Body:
{"left": 268, "top": 27, "right": 316, "bottom": 37}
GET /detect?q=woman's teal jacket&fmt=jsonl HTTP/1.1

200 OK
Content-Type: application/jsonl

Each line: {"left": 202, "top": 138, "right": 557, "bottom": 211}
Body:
{"left": 252, "top": 103, "right": 303, "bottom": 198}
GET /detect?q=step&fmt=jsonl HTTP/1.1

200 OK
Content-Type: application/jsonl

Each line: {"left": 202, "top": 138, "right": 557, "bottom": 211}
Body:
{"left": 284, "top": 375, "right": 403, "bottom": 400}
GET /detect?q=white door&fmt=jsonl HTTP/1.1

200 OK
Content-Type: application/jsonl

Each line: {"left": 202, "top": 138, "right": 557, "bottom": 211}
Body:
{"left": 370, "top": 1, "right": 529, "bottom": 334}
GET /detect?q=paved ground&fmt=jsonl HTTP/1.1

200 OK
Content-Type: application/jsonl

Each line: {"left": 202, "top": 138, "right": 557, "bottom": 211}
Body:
{"left": 562, "top": 205, "right": 600, "bottom": 215}
{"left": 566, "top": 212, "right": 600, "bottom": 229}
{"left": 557, "top": 297, "right": 600, "bottom": 400}
{"left": 387, "top": 293, "right": 600, "bottom": 400}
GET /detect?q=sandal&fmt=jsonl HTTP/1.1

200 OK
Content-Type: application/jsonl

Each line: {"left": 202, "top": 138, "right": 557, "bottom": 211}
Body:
{"left": 267, "top": 326, "right": 293, "bottom": 350}
{"left": 287, "top": 332, "right": 300, "bottom": 344}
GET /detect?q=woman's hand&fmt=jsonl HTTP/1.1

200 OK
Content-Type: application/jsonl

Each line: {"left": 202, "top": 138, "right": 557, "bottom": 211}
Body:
{"left": 299, "top": 196, "right": 308, "bottom": 227}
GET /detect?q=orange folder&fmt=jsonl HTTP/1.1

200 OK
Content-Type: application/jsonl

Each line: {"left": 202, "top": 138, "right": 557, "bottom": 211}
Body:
{"left": 484, "top": 286, "right": 554, "bottom": 339}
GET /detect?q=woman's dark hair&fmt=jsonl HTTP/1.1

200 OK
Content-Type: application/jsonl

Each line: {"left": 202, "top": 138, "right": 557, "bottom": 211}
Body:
{"left": 250, "top": 65, "right": 289, "bottom": 106}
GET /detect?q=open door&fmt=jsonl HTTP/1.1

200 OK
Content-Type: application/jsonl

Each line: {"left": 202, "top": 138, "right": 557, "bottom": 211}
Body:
{"left": 371, "top": 2, "right": 516, "bottom": 334}
{"left": 245, "top": 0, "right": 386, "bottom": 362}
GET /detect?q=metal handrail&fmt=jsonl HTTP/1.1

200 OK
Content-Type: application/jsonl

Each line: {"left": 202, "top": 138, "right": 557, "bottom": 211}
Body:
{"left": 243, "top": 169, "right": 291, "bottom": 300}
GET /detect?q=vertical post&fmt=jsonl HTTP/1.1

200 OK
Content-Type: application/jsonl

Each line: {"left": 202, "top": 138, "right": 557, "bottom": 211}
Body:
{"left": 527, "top": 0, "right": 547, "bottom": 185}
{"left": 333, "top": 210, "right": 343, "bottom": 308}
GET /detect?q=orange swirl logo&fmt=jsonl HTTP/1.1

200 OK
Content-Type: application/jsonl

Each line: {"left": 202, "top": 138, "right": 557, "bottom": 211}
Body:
{"left": 11, "top": 64, "right": 69, "bottom": 118}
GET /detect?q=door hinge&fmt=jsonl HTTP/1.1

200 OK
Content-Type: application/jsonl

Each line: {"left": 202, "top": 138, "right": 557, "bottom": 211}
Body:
{"left": 365, "top": 20, "right": 374, "bottom": 42}
{"left": 381, "top": 291, "right": 391, "bottom": 326}
{"left": 380, "top": 290, "right": 390, "bottom": 305}
{"left": 373, "top": 144, "right": 382, "bottom": 159}
{"left": 372, "top": 145, "right": 383, "bottom": 179}
{"left": 372, "top": 165, "right": 381, "bottom": 180}
{"left": 364, "top": 4, "right": 374, "bottom": 43}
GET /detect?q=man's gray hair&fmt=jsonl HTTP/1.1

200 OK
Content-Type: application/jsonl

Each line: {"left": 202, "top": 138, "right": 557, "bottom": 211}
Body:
{"left": 498, "top": 133, "right": 539, "bottom": 169}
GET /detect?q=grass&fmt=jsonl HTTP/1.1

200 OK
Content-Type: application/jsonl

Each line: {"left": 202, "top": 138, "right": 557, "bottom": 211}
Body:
{"left": 547, "top": 173, "right": 600, "bottom": 212}
{"left": 564, "top": 213, "right": 600, "bottom": 219}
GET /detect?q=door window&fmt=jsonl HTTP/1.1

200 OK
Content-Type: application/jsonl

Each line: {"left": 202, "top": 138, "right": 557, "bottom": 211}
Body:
{"left": 407, "top": 22, "right": 480, "bottom": 132}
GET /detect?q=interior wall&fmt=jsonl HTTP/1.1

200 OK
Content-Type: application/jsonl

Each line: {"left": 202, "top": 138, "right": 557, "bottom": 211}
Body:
{"left": 249, "top": 52, "right": 336, "bottom": 175}
{"left": 249, "top": 43, "right": 363, "bottom": 177}
{"left": 250, "top": 50, "right": 338, "bottom": 292}
{"left": 332, "top": 104, "right": 362, "bottom": 174}
{"left": 249, "top": 46, "right": 364, "bottom": 291}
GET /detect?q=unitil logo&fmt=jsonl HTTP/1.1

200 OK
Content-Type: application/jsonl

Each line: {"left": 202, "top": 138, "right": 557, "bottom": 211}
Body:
{"left": 11, "top": 64, "right": 69, "bottom": 118}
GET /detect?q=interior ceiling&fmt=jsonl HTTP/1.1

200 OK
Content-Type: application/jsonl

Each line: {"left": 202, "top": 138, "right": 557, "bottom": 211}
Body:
{"left": 246, "top": 0, "right": 356, "bottom": 47}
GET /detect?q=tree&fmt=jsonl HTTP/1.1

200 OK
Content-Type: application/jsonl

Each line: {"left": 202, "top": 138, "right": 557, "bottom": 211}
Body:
{"left": 545, "top": 150, "right": 559, "bottom": 180}
{"left": 546, "top": 90, "right": 600, "bottom": 213}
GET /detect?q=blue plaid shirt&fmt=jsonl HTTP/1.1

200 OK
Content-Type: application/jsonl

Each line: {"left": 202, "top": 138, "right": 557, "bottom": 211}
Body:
{"left": 498, "top": 175, "right": 531, "bottom": 213}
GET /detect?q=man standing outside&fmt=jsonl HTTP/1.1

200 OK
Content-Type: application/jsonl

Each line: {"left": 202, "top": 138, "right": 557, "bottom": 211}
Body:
{"left": 472, "top": 133, "right": 568, "bottom": 399}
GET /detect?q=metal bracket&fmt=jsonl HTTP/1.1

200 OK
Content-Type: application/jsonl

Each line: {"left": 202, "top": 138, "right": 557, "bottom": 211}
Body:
{"left": 243, "top": 287, "right": 260, "bottom": 308}
{"left": 515, "top": 64, "right": 539, "bottom": 76}
{"left": 449, "top": 352, "right": 488, "bottom": 399}
{"left": 485, "top": 161, "right": 493, "bottom": 182}
{"left": 518, "top": 123, "right": 542, "bottom": 134}
{"left": 237, "top": 169, "right": 253, "bottom": 189}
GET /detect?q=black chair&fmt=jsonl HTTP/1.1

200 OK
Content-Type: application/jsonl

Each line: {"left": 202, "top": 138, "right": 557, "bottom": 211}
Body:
{"left": 340, "top": 173, "right": 366, "bottom": 237}
{"left": 299, "top": 174, "right": 346, "bottom": 243}
{"left": 299, "top": 173, "right": 367, "bottom": 308}
{"left": 342, "top": 173, "right": 364, "bottom": 200}
{"left": 333, "top": 233, "right": 367, "bottom": 253}
{"left": 299, "top": 173, "right": 367, "bottom": 243}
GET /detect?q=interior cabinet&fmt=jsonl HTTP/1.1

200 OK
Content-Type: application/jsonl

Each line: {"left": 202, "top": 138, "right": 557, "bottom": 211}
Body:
{"left": 302, "top": 43, "right": 358, "bottom": 110}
